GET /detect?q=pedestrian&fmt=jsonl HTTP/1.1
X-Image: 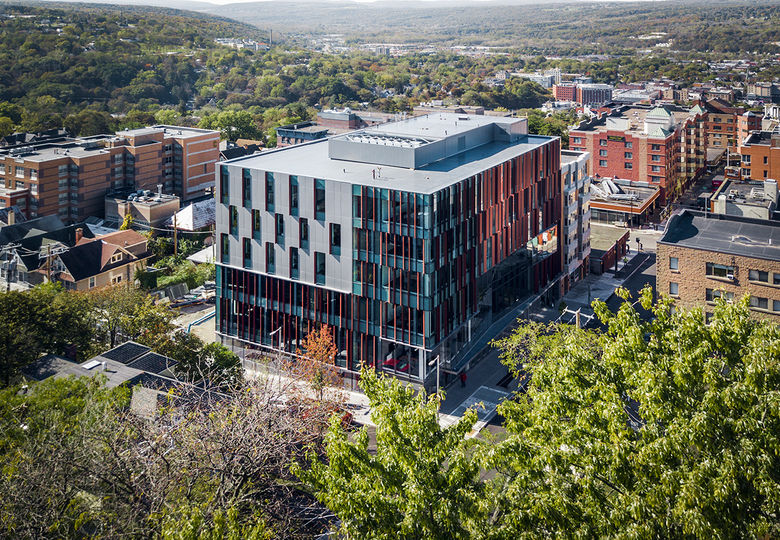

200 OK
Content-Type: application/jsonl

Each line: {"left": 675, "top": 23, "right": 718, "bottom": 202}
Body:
{"left": 460, "top": 371, "right": 467, "bottom": 388}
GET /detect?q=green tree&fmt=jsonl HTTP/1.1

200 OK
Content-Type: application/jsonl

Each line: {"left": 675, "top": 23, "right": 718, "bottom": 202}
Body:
{"left": 160, "top": 505, "right": 272, "bottom": 540}
{"left": 295, "top": 367, "right": 483, "bottom": 539}
{"left": 199, "top": 110, "right": 260, "bottom": 141}
{"left": 120, "top": 212, "right": 134, "bottom": 230}
{"left": 0, "top": 284, "right": 94, "bottom": 386}
{"left": 154, "top": 108, "right": 181, "bottom": 125}
{"left": 0, "top": 116, "right": 14, "bottom": 137}
{"left": 488, "top": 289, "right": 780, "bottom": 538}
{"left": 89, "top": 285, "right": 174, "bottom": 349}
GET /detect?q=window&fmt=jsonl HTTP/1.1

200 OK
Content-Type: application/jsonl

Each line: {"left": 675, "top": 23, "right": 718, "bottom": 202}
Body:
{"left": 89, "top": 276, "right": 96, "bottom": 289}
{"left": 599, "top": 160, "right": 607, "bottom": 167}
{"left": 599, "top": 139, "right": 607, "bottom": 147}
{"left": 651, "top": 176, "right": 662, "bottom": 183}
{"left": 742, "top": 155, "right": 751, "bottom": 164}
{"left": 742, "top": 169, "right": 751, "bottom": 177}
{"left": 30, "top": 169, "right": 37, "bottom": 180}
{"left": 773, "top": 299, "right": 780, "bottom": 312}
{"left": 651, "top": 155, "right": 661, "bottom": 162}
{"left": 220, "top": 165, "right": 229, "bottom": 204}
{"left": 315, "top": 179, "right": 326, "bottom": 220}
{"left": 0, "top": 164, "right": 4, "bottom": 174}
{"left": 706, "top": 289, "right": 734, "bottom": 302}
{"left": 749, "top": 296, "right": 768, "bottom": 310}
{"left": 290, "top": 247, "right": 299, "bottom": 279}
{"left": 229, "top": 205, "right": 238, "bottom": 236}
{"left": 252, "top": 209, "right": 261, "bottom": 240}
{"left": 112, "top": 275, "right": 123, "bottom": 284}
{"left": 299, "top": 217, "right": 309, "bottom": 249}
{"left": 749, "top": 269, "right": 768, "bottom": 283}
{"left": 221, "top": 234, "right": 229, "bottom": 263}
{"left": 15, "top": 166, "right": 24, "bottom": 178}
{"left": 266, "top": 242, "right": 275, "bottom": 274}
{"left": 669, "top": 257, "right": 678, "bottom": 270}
{"left": 669, "top": 282, "right": 679, "bottom": 296}
{"left": 651, "top": 165, "right": 661, "bottom": 172}
{"left": 572, "top": 137, "right": 582, "bottom": 144}
{"left": 774, "top": 272, "right": 780, "bottom": 286}
{"left": 330, "top": 223, "right": 341, "bottom": 255}
{"left": 243, "top": 238, "right": 251, "bottom": 268}
{"left": 275, "top": 213, "right": 284, "bottom": 244}
{"left": 242, "top": 169, "right": 251, "bottom": 208}
{"left": 110, "top": 253, "right": 122, "bottom": 264}
{"left": 764, "top": 156, "right": 769, "bottom": 165}
{"left": 624, "top": 152, "right": 632, "bottom": 159}
{"left": 265, "top": 172, "right": 274, "bottom": 211}
{"left": 315, "top": 251, "right": 325, "bottom": 284}
{"left": 625, "top": 141, "right": 633, "bottom": 149}
{"left": 706, "top": 262, "right": 735, "bottom": 279}
{"left": 651, "top": 144, "right": 661, "bottom": 151}
{"left": 599, "top": 149, "right": 607, "bottom": 157}
{"left": 624, "top": 162, "right": 633, "bottom": 170}
{"left": 289, "top": 176, "right": 299, "bottom": 216}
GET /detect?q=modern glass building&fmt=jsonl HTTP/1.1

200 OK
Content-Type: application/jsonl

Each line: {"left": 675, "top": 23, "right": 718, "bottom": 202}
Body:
{"left": 216, "top": 114, "right": 562, "bottom": 384}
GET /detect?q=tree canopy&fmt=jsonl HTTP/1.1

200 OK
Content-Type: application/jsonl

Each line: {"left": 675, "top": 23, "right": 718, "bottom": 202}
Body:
{"left": 301, "top": 290, "right": 780, "bottom": 538}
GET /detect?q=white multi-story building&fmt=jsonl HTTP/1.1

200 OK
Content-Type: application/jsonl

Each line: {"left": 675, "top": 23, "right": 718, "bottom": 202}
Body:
{"left": 560, "top": 150, "right": 592, "bottom": 293}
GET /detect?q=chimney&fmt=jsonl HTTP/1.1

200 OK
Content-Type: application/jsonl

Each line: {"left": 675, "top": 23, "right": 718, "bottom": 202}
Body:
{"left": 75, "top": 227, "right": 83, "bottom": 244}
{"left": 7, "top": 210, "right": 14, "bottom": 226}
{"left": 157, "top": 184, "right": 162, "bottom": 197}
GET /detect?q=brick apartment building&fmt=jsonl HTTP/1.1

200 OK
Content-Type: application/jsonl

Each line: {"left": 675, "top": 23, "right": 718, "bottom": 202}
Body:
{"left": 657, "top": 210, "right": 780, "bottom": 321}
{"left": 739, "top": 130, "right": 780, "bottom": 182}
{"left": 569, "top": 104, "right": 707, "bottom": 205}
{"left": 552, "top": 83, "right": 613, "bottom": 106}
{"left": 553, "top": 82, "right": 577, "bottom": 102}
{"left": 0, "top": 126, "right": 219, "bottom": 221}
{"left": 215, "top": 114, "right": 563, "bottom": 384}
{"left": 703, "top": 99, "right": 761, "bottom": 152}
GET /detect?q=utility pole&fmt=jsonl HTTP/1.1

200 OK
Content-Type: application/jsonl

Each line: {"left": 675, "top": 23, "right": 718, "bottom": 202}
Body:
{"left": 1, "top": 242, "right": 20, "bottom": 292}
{"left": 46, "top": 244, "right": 52, "bottom": 282}
{"left": 173, "top": 211, "right": 178, "bottom": 257}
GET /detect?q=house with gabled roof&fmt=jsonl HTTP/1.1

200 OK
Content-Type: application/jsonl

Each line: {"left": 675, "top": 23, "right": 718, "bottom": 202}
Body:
{"left": 41, "top": 229, "right": 152, "bottom": 290}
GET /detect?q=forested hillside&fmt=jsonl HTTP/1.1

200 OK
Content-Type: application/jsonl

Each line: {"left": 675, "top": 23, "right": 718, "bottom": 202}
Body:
{"left": 0, "top": 3, "right": 552, "bottom": 142}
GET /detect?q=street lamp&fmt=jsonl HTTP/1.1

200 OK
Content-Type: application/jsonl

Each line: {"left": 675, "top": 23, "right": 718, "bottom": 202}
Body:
{"left": 427, "top": 354, "right": 441, "bottom": 400}
{"left": 269, "top": 326, "right": 282, "bottom": 352}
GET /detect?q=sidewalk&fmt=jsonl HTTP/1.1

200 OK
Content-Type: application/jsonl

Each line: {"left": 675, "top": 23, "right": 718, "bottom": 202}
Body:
{"left": 243, "top": 359, "right": 376, "bottom": 427}
{"left": 438, "top": 244, "right": 657, "bottom": 430}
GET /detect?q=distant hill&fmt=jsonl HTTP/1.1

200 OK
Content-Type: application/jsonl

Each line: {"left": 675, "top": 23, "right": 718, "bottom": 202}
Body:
{"left": 0, "top": 1, "right": 268, "bottom": 132}
{"left": 194, "top": 0, "right": 780, "bottom": 54}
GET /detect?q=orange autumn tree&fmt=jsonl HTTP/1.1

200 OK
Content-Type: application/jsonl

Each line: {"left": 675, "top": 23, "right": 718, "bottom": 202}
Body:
{"left": 295, "top": 325, "right": 341, "bottom": 402}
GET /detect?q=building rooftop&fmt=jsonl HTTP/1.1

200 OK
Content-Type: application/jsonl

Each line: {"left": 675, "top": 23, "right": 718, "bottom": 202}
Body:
{"left": 744, "top": 130, "right": 779, "bottom": 146}
{"left": 590, "top": 223, "right": 630, "bottom": 252}
{"left": 571, "top": 104, "right": 698, "bottom": 137}
{"left": 591, "top": 177, "right": 660, "bottom": 206}
{"left": 712, "top": 179, "right": 777, "bottom": 210}
{"left": 0, "top": 125, "right": 217, "bottom": 163}
{"left": 277, "top": 122, "right": 330, "bottom": 135}
{"left": 223, "top": 114, "right": 553, "bottom": 194}
{"left": 107, "top": 188, "right": 179, "bottom": 206}
{"left": 660, "top": 210, "right": 780, "bottom": 261}
{"left": 561, "top": 149, "right": 588, "bottom": 165}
